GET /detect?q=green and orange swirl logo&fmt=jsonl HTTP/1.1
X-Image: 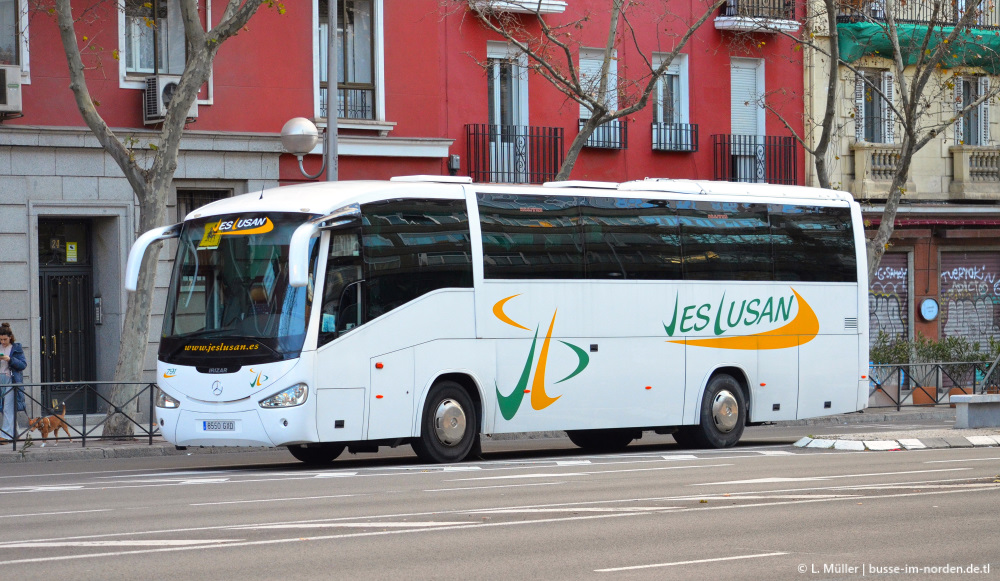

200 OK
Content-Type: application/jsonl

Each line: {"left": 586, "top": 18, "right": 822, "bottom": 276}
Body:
{"left": 493, "top": 295, "right": 590, "bottom": 421}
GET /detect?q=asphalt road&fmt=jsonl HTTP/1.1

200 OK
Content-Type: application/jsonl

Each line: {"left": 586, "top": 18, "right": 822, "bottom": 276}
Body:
{"left": 0, "top": 423, "right": 997, "bottom": 580}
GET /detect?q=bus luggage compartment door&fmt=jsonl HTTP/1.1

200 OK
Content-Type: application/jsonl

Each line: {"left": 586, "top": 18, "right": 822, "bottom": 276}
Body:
{"left": 316, "top": 388, "right": 366, "bottom": 442}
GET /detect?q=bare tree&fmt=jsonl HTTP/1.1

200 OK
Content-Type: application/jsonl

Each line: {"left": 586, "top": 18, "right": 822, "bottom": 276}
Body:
{"left": 50, "top": 0, "right": 276, "bottom": 436}
{"left": 753, "top": 0, "right": 999, "bottom": 275}
{"left": 461, "top": 0, "right": 724, "bottom": 181}
{"left": 852, "top": 0, "right": 998, "bottom": 274}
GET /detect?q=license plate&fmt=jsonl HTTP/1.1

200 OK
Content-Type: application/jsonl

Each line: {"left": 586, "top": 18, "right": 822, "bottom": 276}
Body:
{"left": 203, "top": 420, "right": 236, "bottom": 431}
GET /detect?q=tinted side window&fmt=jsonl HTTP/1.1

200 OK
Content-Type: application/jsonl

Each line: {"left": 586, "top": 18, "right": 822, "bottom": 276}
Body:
{"left": 678, "top": 202, "right": 772, "bottom": 281}
{"left": 479, "top": 193, "right": 585, "bottom": 279}
{"left": 362, "top": 199, "right": 473, "bottom": 320}
{"left": 770, "top": 205, "right": 857, "bottom": 282}
{"left": 580, "top": 197, "right": 682, "bottom": 280}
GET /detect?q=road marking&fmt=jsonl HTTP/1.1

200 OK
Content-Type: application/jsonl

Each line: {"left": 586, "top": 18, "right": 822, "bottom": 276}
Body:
{"left": 190, "top": 494, "right": 356, "bottom": 507}
{"left": 925, "top": 457, "right": 1000, "bottom": 464}
{"left": 693, "top": 468, "right": 973, "bottom": 486}
{"left": 469, "top": 507, "right": 680, "bottom": 513}
{"left": 0, "top": 509, "right": 112, "bottom": 519}
{"left": 596, "top": 552, "right": 789, "bottom": 572}
{"left": 556, "top": 460, "right": 592, "bottom": 466}
{"left": 313, "top": 472, "right": 358, "bottom": 478}
{"left": 757, "top": 451, "right": 795, "bottom": 456}
{"left": 0, "top": 539, "right": 239, "bottom": 549}
{"left": 448, "top": 463, "right": 733, "bottom": 482}
{"left": 442, "top": 466, "right": 482, "bottom": 472}
{"left": 661, "top": 455, "right": 699, "bottom": 461}
{"left": 424, "top": 482, "right": 564, "bottom": 492}
{"left": 239, "top": 522, "right": 465, "bottom": 530}
{"left": 2, "top": 482, "right": 995, "bottom": 566}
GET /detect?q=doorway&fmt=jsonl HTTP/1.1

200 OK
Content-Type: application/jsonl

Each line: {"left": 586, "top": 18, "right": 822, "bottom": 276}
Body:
{"left": 37, "top": 219, "right": 97, "bottom": 414}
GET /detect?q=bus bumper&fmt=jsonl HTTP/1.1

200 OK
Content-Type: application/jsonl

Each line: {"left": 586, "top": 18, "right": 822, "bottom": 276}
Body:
{"left": 159, "top": 403, "right": 319, "bottom": 447}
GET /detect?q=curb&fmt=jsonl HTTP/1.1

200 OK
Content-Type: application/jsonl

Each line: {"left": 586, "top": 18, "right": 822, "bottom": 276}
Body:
{"left": 793, "top": 434, "right": 1000, "bottom": 452}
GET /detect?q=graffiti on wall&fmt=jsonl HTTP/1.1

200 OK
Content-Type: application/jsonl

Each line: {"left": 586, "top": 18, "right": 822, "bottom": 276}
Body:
{"left": 869, "top": 254, "right": 909, "bottom": 345}
{"left": 940, "top": 256, "right": 1000, "bottom": 351}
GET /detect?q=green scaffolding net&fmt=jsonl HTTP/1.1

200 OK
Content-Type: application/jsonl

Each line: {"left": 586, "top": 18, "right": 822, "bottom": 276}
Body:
{"left": 838, "top": 22, "right": 1000, "bottom": 74}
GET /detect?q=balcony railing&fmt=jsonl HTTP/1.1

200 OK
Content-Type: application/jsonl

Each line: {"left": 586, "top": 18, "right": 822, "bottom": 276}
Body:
{"left": 579, "top": 118, "right": 628, "bottom": 150}
{"left": 466, "top": 124, "right": 564, "bottom": 184}
{"left": 320, "top": 87, "right": 376, "bottom": 120}
{"left": 712, "top": 134, "right": 798, "bottom": 185}
{"left": 652, "top": 123, "right": 699, "bottom": 152}
{"left": 720, "top": 0, "right": 795, "bottom": 20}
{"left": 837, "top": 0, "right": 1000, "bottom": 28}
{"left": 950, "top": 145, "right": 1000, "bottom": 199}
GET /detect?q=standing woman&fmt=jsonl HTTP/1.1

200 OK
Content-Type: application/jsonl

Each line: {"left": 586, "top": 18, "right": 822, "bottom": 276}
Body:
{"left": 0, "top": 322, "right": 27, "bottom": 443}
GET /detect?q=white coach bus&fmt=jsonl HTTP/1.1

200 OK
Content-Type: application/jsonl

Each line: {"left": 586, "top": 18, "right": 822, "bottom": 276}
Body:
{"left": 126, "top": 176, "right": 869, "bottom": 464}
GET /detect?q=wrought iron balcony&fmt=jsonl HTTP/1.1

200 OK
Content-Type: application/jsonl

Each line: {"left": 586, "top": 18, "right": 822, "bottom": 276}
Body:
{"left": 320, "top": 87, "right": 376, "bottom": 120}
{"left": 715, "top": 0, "right": 799, "bottom": 31}
{"left": 652, "top": 123, "right": 699, "bottom": 152}
{"left": 579, "top": 119, "right": 628, "bottom": 150}
{"left": 837, "top": 0, "right": 1000, "bottom": 28}
{"left": 712, "top": 134, "right": 798, "bottom": 185}
{"left": 465, "top": 124, "right": 565, "bottom": 184}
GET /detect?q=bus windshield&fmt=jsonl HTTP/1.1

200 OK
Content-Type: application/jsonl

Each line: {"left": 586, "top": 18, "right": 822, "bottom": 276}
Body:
{"left": 159, "top": 212, "right": 318, "bottom": 365}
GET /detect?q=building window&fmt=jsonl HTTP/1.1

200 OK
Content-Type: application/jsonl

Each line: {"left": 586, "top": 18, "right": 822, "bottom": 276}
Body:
{"left": 124, "top": 0, "right": 185, "bottom": 75}
{"left": 320, "top": 0, "right": 376, "bottom": 120}
{"left": 176, "top": 189, "right": 230, "bottom": 222}
{"left": 956, "top": 76, "right": 990, "bottom": 146}
{"left": 0, "top": 0, "right": 19, "bottom": 65}
{"left": 855, "top": 70, "right": 894, "bottom": 144}
{"left": 653, "top": 54, "right": 696, "bottom": 151}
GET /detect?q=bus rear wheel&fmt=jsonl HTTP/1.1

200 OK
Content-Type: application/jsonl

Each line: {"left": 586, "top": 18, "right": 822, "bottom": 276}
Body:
{"left": 411, "top": 381, "right": 478, "bottom": 463}
{"left": 690, "top": 373, "right": 746, "bottom": 448}
{"left": 566, "top": 429, "right": 637, "bottom": 452}
{"left": 287, "top": 443, "right": 346, "bottom": 464}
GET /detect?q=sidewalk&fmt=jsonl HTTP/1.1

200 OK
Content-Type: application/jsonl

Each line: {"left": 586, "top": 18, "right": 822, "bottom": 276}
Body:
{"left": 0, "top": 406, "right": 993, "bottom": 463}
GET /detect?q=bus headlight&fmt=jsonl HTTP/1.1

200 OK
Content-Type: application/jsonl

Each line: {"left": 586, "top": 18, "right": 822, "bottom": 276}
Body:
{"left": 154, "top": 387, "right": 180, "bottom": 409}
{"left": 259, "top": 384, "right": 309, "bottom": 408}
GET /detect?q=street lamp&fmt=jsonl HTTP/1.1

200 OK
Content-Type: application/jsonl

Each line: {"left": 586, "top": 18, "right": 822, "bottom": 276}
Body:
{"left": 281, "top": 7, "right": 338, "bottom": 181}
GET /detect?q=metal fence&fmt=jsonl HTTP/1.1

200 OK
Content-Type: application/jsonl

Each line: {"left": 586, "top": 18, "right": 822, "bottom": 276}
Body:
{"left": 837, "top": 0, "right": 1000, "bottom": 29}
{"left": 579, "top": 118, "right": 628, "bottom": 150}
{"left": 868, "top": 361, "right": 1000, "bottom": 410}
{"left": 466, "top": 124, "right": 564, "bottom": 184}
{"left": 720, "top": 0, "right": 796, "bottom": 20}
{"left": 4, "top": 382, "right": 160, "bottom": 451}
{"left": 712, "top": 134, "right": 798, "bottom": 185}
{"left": 652, "top": 122, "right": 699, "bottom": 152}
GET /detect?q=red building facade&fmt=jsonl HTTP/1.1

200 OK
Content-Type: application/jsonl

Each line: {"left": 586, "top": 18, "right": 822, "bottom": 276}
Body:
{"left": 0, "top": 0, "right": 805, "bottom": 397}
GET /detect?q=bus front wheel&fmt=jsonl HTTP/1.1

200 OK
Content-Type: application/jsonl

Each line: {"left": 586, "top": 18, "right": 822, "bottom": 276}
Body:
{"left": 287, "top": 443, "right": 346, "bottom": 464}
{"left": 411, "top": 381, "right": 478, "bottom": 463}
{"left": 692, "top": 374, "right": 746, "bottom": 448}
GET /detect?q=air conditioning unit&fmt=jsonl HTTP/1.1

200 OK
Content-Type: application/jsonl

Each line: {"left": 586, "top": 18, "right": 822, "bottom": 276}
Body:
{"left": 143, "top": 74, "right": 198, "bottom": 124}
{"left": 0, "top": 64, "right": 22, "bottom": 114}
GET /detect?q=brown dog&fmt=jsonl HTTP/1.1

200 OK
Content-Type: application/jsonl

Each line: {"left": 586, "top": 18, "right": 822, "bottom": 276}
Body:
{"left": 27, "top": 403, "right": 74, "bottom": 442}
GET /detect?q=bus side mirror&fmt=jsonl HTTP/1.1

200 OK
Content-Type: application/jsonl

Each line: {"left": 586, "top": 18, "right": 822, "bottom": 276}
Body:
{"left": 125, "top": 223, "right": 181, "bottom": 291}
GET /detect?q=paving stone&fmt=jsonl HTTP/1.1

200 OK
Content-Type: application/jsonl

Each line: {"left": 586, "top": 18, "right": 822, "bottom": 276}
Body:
{"left": 897, "top": 438, "right": 927, "bottom": 450}
{"left": 833, "top": 440, "right": 866, "bottom": 451}
{"left": 942, "top": 436, "right": 974, "bottom": 448}
{"left": 864, "top": 440, "right": 902, "bottom": 451}
{"left": 806, "top": 438, "right": 836, "bottom": 448}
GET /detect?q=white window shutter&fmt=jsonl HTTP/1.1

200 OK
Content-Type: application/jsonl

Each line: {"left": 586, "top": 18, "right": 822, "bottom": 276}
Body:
{"left": 980, "top": 76, "right": 990, "bottom": 145}
{"left": 882, "top": 71, "right": 895, "bottom": 143}
{"left": 855, "top": 72, "right": 865, "bottom": 142}
{"left": 954, "top": 76, "right": 964, "bottom": 145}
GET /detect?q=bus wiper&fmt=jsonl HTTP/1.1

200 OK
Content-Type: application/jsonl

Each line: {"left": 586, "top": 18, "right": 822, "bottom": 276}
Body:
{"left": 175, "top": 328, "right": 233, "bottom": 340}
